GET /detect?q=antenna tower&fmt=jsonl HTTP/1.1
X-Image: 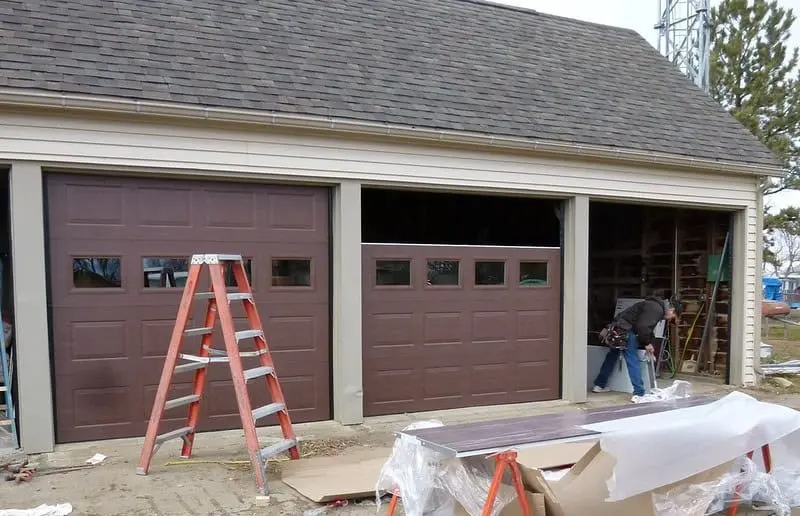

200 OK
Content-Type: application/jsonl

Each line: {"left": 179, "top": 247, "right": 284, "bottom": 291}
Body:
{"left": 655, "top": 0, "right": 711, "bottom": 92}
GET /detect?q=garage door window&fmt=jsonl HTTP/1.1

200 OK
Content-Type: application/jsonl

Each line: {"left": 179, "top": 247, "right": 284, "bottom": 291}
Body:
{"left": 376, "top": 260, "right": 411, "bottom": 286}
{"left": 272, "top": 259, "right": 312, "bottom": 287}
{"left": 427, "top": 260, "right": 460, "bottom": 286}
{"left": 520, "top": 261, "right": 549, "bottom": 286}
{"left": 143, "top": 257, "right": 189, "bottom": 288}
{"left": 224, "top": 258, "right": 253, "bottom": 288}
{"left": 475, "top": 261, "right": 505, "bottom": 286}
{"left": 72, "top": 257, "right": 122, "bottom": 288}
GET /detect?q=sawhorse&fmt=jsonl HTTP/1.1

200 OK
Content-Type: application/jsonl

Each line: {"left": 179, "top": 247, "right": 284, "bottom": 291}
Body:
{"left": 727, "top": 444, "right": 773, "bottom": 516}
{"left": 387, "top": 444, "right": 775, "bottom": 516}
{"left": 386, "top": 449, "right": 530, "bottom": 516}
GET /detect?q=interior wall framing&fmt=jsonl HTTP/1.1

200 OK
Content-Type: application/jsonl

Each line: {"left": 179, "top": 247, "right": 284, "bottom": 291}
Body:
{"left": 588, "top": 202, "right": 734, "bottom": 377}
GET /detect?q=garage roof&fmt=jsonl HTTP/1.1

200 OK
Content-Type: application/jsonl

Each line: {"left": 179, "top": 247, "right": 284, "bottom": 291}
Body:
{"left": 0, "top": 0, "right": 780, "bottom": 168}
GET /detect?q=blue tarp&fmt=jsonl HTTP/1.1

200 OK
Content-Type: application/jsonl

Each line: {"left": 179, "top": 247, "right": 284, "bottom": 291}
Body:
{"left": 763, "top": 277, "right": 783, "bottom": 301}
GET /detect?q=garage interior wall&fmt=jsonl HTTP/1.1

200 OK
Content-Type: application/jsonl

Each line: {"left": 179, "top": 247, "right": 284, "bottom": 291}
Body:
{"left": 588, "top": 202, "right": 733, "bottom": 377}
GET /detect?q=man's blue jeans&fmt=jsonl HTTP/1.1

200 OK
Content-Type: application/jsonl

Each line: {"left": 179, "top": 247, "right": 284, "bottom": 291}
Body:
{"left": 593, "top": 330, "right": 645, "bottom": 397}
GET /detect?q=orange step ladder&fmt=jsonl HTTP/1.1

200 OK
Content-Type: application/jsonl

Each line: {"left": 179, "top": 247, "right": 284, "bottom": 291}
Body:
{"left": 136, "top": 253, "right": 300, "bottom": 494}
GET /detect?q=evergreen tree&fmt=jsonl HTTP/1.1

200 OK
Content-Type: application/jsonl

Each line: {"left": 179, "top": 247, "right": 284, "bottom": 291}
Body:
{"left": 710, "top": 0, "right": 800, "bottom": 194}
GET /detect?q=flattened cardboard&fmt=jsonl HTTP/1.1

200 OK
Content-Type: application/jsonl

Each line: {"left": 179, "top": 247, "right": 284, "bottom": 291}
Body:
{"left": 453, "top": 493, "right": 546, "bottom": 516}
{"left": 519, "top": 442, "right": 735, "bottom": 516}
{"left": 280, "top": 447, "right": 391, "bottom": 503}
{"left": 515, "top": 441, "right": 597, "bottom": 471}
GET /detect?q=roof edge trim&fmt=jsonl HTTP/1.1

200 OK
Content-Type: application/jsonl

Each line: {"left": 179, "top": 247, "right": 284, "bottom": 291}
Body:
{"left": 0, "top": 89, "right": 783, "bottom": 177}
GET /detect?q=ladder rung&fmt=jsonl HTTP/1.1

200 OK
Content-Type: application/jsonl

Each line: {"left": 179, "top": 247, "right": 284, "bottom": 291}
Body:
{"left": 235, "top": 329, "right": 263, "bottom": 342}
{"left": 155, "top": 426, "right": 193, "bottom": 445}
{"left": 244, "top": 366, "right": 274, "bottom": 382}
{"left": 174, "top": 361, "right": 207, "bottom": 374}
{"left": 202, "top": 348, "right": 267, "bottom": 359}
{"left": 0, "top": 420, "right": 12, "bottom": 426}
{"left": 164, "top": 394, "right": 201, "bottom": 411}
{"left": 252, "top": 402, "right": 285, "bottom": 422}
{"left": 0, "top": 386, "right": 6, "bottom": 392}
{"left": 194, "top": 292, "right": 253, "bottom": 301}
{"left": 185, "top": 327, "right": 213, "bottom": 337}
{"left": 260, "top": 438, "right": 297, "bottom": 461}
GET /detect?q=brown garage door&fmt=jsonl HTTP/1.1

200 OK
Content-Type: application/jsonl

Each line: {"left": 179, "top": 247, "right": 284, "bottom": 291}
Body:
{"left": 46, "top": 173, "right": 330, "bottom": 443}
{"left": 362, "top": 244, "right": 561, "bottom": 416}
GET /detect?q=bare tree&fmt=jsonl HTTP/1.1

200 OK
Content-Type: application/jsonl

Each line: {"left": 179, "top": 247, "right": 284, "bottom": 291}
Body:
{"left": 770, "top": 227, "right": 800, "bottom": 278}
{"left": 766, "top": 207, "right": 800, "bottom": 280}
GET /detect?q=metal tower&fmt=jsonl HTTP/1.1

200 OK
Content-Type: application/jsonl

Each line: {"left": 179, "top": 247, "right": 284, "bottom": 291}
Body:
{"left": 655, "top": 0, "right": 711, "bottom": 92}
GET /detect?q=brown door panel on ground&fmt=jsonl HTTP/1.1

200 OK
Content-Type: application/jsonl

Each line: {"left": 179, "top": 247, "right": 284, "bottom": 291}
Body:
{"left": 362, "top": 244, "right": 561, "bottom": 416}
{"left": 46, "top": 173, "right": 330, "bottom": 443}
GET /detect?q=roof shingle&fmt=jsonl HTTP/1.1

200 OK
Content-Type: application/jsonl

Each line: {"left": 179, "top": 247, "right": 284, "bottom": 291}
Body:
{"left": 0, "top": 0, "right": 780, "bottom": 167}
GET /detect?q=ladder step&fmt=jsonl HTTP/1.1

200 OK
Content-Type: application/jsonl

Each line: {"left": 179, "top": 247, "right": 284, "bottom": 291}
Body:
{"left": 0, "top": 386, "right": 6, "bottom": 392}
{"left": 194, "top": 292, "right": 253, "bottom": 301}
{"left": 190, "top": 254, "right": 243, "bottom": 264}
{"left": 174, "top": 361, "right": 207, "bottom": 374}
{"left": 235, "top": 329, "right": 263, "bottom": 342}
{"left": 185, "top": 327, "right": 213, "bottom": 337}
{"left": 259, "top": 438, "right": 297, "bottom": 461}
{"left": 252, "top": 402, "right": 285, "bottom": 422}
{"left": 164, "top": 394, "right": 201, "bottom": 411}
{"left": 155, "top": 426, "right": 193, "bottom": 445}
{"left": 243, "top": 366, "right": 274, "bottom": 382}
{"left": 0, "top": 420, "right": 12, "bottom": 426}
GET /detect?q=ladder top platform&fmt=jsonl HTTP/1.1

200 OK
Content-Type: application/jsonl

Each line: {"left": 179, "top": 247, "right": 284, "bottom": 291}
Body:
{"left": 401, "top": 395, "right": 716, "bottom": 458}
{"left": 190, "top": 254, "right": 244, "bottom": 264}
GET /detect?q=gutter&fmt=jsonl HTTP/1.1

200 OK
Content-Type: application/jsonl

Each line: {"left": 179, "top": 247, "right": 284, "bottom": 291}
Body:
{"left": 0, "top": 88, "right": 784, "bottom": 178}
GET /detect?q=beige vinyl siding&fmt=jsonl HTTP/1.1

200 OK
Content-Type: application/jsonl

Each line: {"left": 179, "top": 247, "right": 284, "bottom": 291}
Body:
{"left": 0, "top": 111, "right": 760, "bottom": 384}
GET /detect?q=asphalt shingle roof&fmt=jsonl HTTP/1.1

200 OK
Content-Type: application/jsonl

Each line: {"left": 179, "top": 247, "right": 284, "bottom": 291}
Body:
{"left": 0, "top": 0, "right": 780, "bottom": 167}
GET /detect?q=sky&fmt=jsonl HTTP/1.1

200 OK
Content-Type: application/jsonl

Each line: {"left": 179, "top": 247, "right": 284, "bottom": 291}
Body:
{"left": 492, "top": 0, "right": 800, "bottom": 213}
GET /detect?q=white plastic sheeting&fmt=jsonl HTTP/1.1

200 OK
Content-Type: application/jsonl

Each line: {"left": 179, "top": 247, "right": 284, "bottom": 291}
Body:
{"left": 632, "top": 379, "right": 692, "bottom": 404}
{"left": 581, "top": 391, "right": 800, "bottom": 502}
{"left": 652, "top": 457, "right": 790, "bottom": 516}
{"left": 375, "top": 420, "right": 516, "bottom": 516}
{"left": 0, "top": 504, "right": 73, "bottom": 516}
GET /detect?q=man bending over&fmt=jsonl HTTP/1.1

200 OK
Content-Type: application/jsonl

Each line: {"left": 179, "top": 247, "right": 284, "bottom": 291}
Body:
{"left": 592, "top": 297, "right": 679, "bottom": 402}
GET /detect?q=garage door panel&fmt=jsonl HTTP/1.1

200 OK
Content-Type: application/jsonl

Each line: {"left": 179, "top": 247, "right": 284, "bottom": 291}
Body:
{"left": 47, "top": 173, "right": 331, "bottom": 443}
{"left": 363, "top": 244, "right": 561, "bottom": 416}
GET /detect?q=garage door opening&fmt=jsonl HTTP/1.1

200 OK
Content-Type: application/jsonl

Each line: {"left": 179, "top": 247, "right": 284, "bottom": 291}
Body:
{"left": 361, "top": 188, "right": 563, "bottom": 416}
{"left": 587, "top": 202, "right": 733, "bottom": 388}
{"left": 0, "top": 170, "right": 15, "bottom": 449}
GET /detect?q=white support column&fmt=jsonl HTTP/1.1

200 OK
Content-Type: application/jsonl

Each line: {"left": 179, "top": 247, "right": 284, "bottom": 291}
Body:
{"left": 331, "top": 180, "right": 363, "bottom": 424}
{"left": 752, "top": 187, "right": 764, "bottom": 384}
{"left": 562, "top": 195, "right": 590, "bottom": 403}
{"left": 729, "top": 201, "right": 757, "bottom": 387}
{"left": 9, "top": 162, "right": 55, "bottom": 453}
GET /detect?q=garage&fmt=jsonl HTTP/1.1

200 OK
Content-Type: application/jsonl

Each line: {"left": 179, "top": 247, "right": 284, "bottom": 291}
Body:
{"left": 46, "top": 173, "right": 330, "bottom": 443}
{"left": 361, "top": 189, "right": 562, "bottom": 416}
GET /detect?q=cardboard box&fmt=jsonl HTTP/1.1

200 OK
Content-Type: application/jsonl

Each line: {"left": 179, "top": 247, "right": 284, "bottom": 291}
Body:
{"left": 453, "top": 441, "right": 735, "bottom": 516}
{"left": 519, "top": 443, "right": 734, "bottom": 516}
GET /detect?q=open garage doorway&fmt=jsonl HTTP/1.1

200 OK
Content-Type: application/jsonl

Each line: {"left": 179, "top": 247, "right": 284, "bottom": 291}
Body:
{"left": 361, "top": 188, "right": 564, "bottom": 416}
{"left": 0, "top": 169, "right": 16, "bottom": 450}
{"left": 587, "top": 201, "right": 734, "bottom": 391}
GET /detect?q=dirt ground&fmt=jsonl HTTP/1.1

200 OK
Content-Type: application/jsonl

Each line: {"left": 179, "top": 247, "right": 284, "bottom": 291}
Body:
{"left": 2, "top": 376, "right": 798, "bottom": 516}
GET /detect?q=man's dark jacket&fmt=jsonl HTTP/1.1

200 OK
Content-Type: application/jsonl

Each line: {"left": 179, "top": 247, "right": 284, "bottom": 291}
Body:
{"left": 611, "top": 297, "right": 665, "bottom": 349}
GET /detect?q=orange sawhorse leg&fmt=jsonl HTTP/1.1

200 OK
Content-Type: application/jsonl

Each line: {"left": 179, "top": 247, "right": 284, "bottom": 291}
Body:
{"left": 726, "top": 444, "right": 773, "bottom": 516}
{"left": 385, "top": 450, "right": 531, "bottom": 516}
